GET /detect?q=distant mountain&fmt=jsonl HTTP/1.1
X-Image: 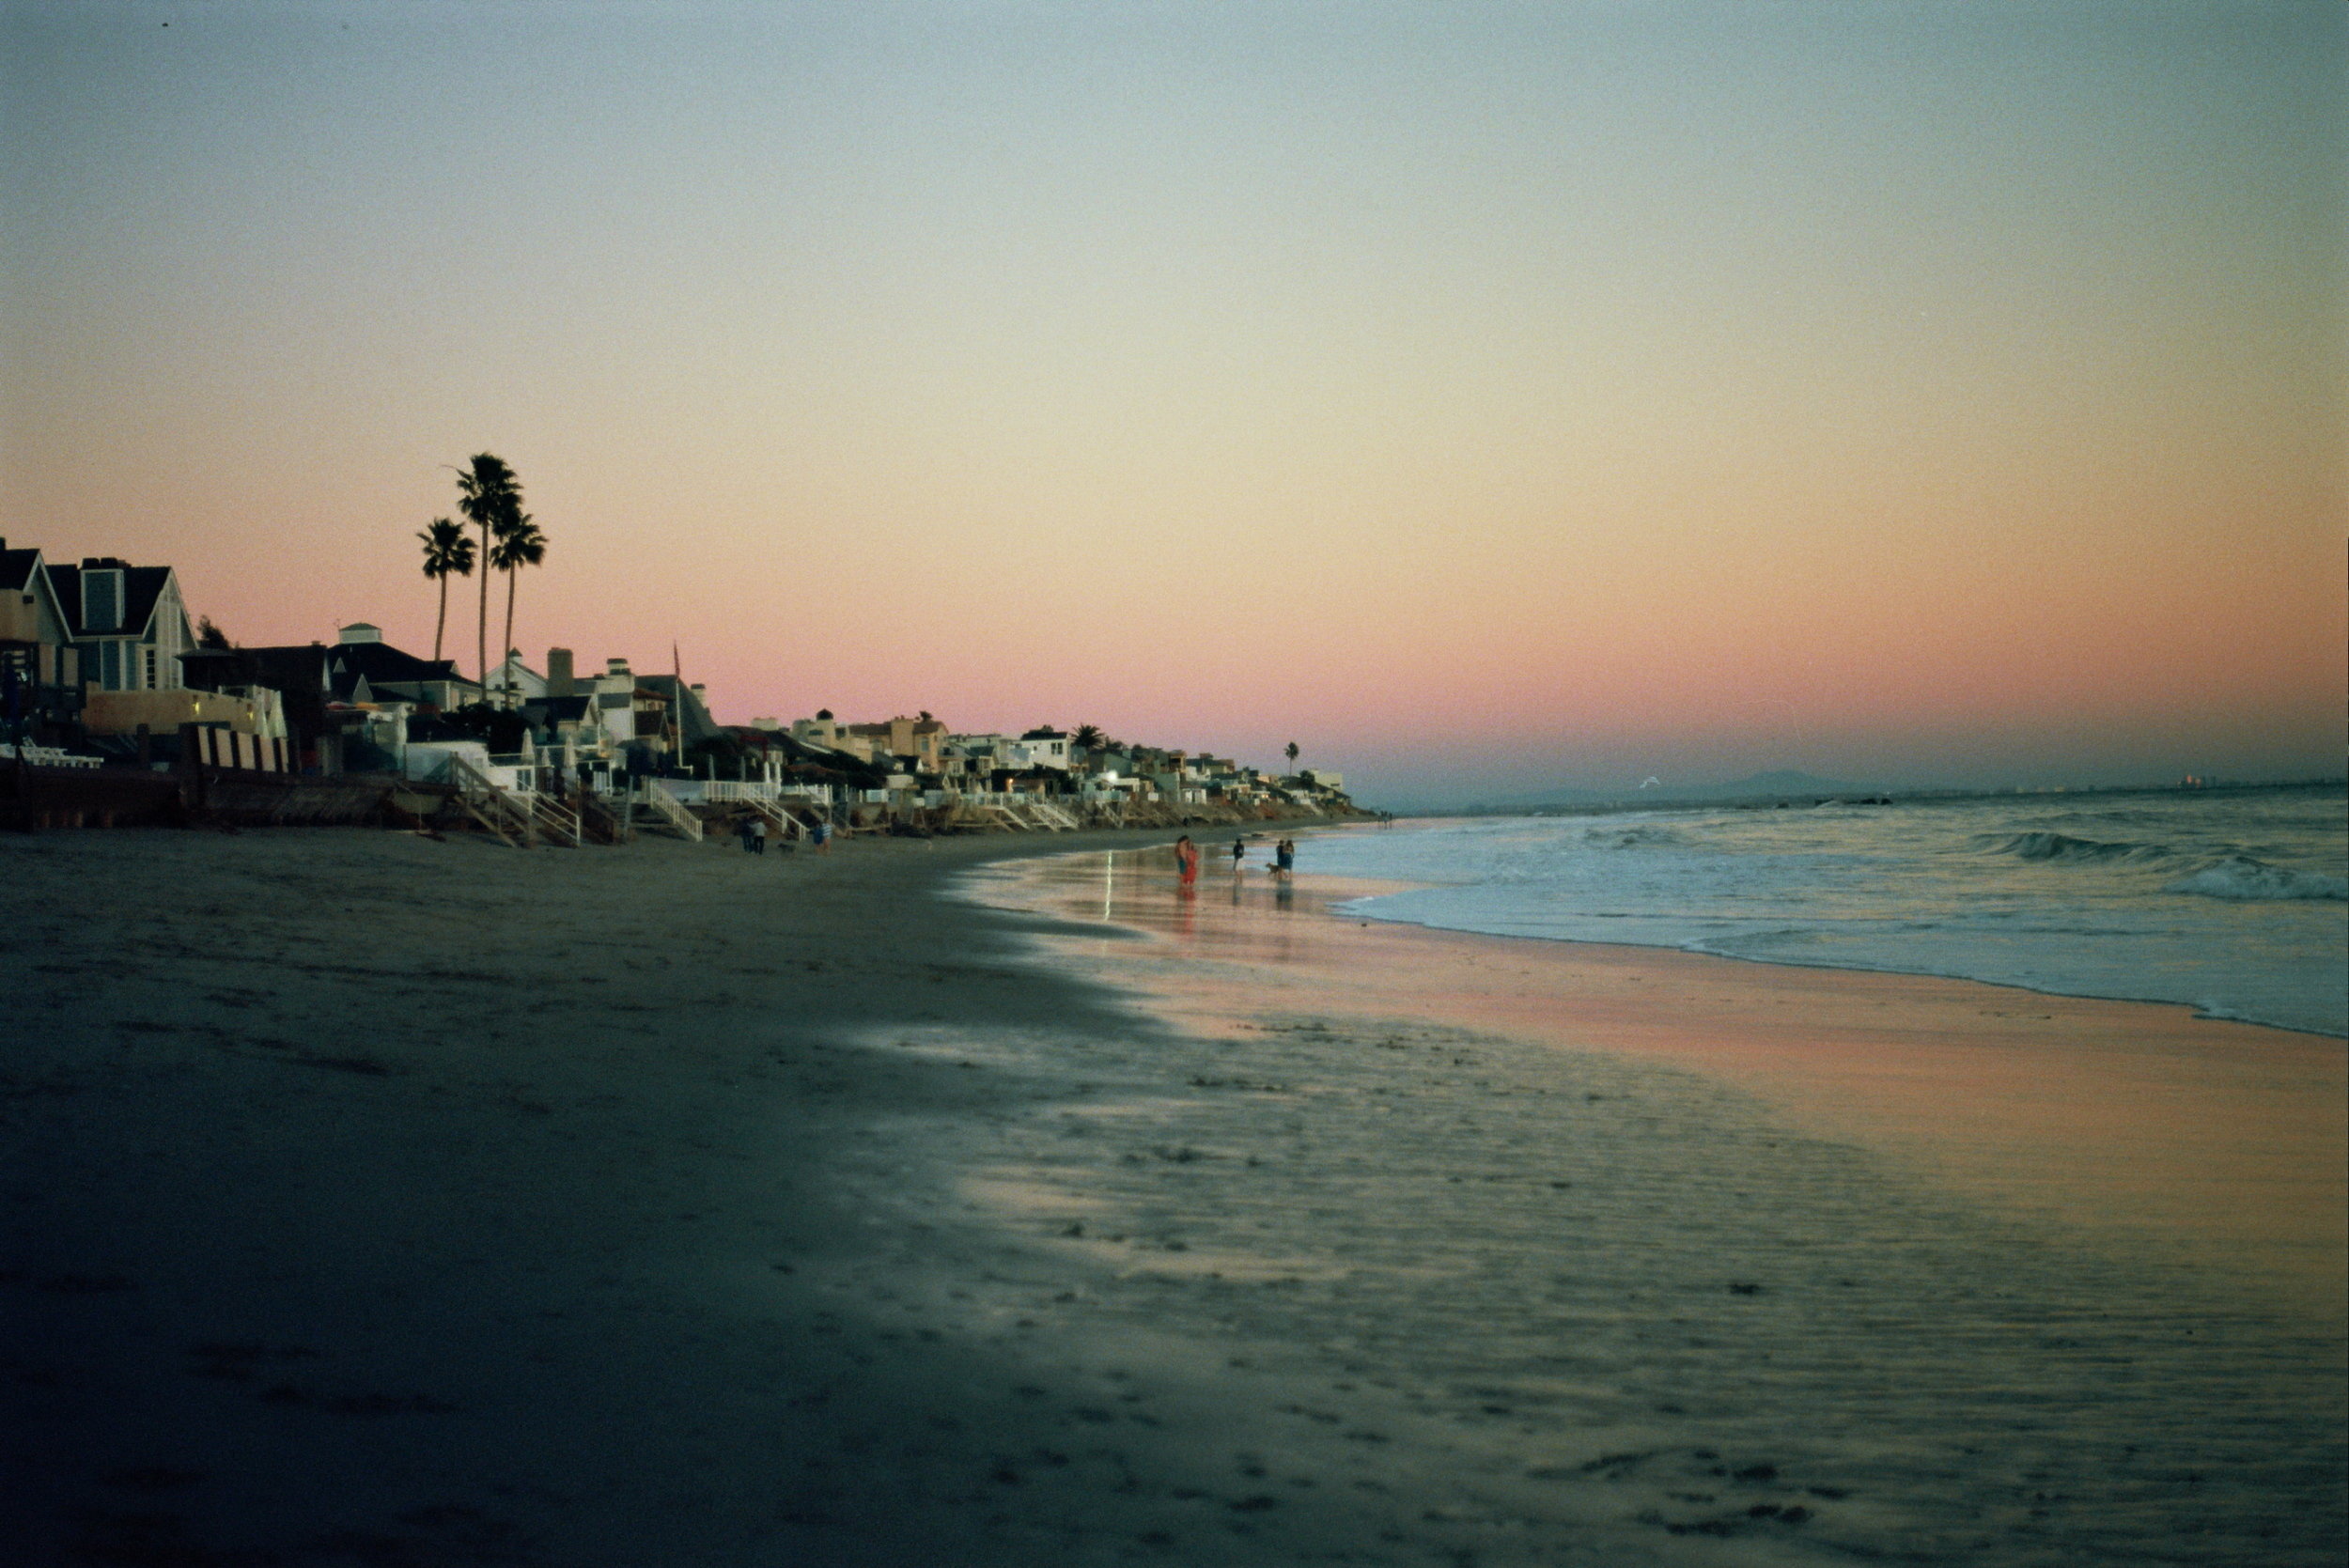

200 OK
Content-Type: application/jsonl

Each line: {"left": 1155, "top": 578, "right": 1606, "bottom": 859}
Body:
{"left": 1468, "top": 768, "right": 1882, "bottom": 813}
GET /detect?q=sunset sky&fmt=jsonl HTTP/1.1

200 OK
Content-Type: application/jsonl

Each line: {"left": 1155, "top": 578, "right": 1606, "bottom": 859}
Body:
{"left": 4, "top": 1, "right": 2341, "bottom": 805}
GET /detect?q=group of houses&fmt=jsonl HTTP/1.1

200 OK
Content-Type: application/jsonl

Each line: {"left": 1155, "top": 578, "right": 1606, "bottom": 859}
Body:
{"left": 0, "top": 536, "right": 1356, "bottom": 835}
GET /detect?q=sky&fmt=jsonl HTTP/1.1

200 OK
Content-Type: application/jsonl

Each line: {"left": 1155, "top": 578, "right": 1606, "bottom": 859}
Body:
{"left": 3, "top": 1, "right": 2341, "bottom": 807}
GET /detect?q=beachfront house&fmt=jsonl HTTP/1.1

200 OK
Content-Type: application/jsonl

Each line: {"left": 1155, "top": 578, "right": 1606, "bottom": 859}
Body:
{"left": 0, "top": 541, "right": 77, "bottom": 690}
{"left": 486, "top": 649, "right": 547, "bottom": 707}
{"left": 506, "top": 655, "right": 721, "bottom": 777}
{"left": 843, "top": 715, "right": 947, "bottom": 772}
{"left": 48, "top": 555, "right": 194, "bottom": 696}
{"left": 0, "top": 540, "right": 87, "bottom": 752}
{"left": 323, "top": 624, "right": 479, "bottom": 711}
{"left": 1011, "top": 727, "right": 1073, "bottom": 770}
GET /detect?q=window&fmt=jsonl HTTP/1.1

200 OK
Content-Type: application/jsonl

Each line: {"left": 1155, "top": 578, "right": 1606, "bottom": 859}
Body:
{"left": 82, "top": 570, "right": 124, "bottom": 633}
{"left": 143, "top": 646, "right": 158, "bottom": 689}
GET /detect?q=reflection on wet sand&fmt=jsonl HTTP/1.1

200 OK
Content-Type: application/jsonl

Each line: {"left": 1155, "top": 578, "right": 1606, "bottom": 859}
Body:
{"left": 988, "top": 845, "right": 2348, "bottom": 1326}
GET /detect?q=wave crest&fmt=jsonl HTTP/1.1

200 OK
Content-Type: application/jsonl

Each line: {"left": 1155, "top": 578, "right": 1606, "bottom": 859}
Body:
{"left": 2165, "top": 858, "right": 2347, "bottom": 903}
{"left": 1972, "top": 831, "right": 2174, "bottom": 864}
{"left": 1579, "top": 825, "right": 1680, "bottom": 850}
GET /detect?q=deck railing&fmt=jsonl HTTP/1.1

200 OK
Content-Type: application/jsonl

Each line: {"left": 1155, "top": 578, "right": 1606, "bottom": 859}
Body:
{"left": 638, "top": 777, "right": 703, "bottom": 842}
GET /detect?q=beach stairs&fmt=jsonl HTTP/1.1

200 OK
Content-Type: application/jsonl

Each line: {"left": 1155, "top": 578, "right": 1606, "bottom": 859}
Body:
{"left": 639, "top": 777, "right": 705, "bottom": 843}
{"left": 976, "top": 805, "right": 1030, "bottom": 832}
{"left": 574, "top": 789, "right": 632, "bottom": 845}
{"left": 445, "top": 756, "right": 582, "bottom": 848}
{"left": 1027, "top": 800, "right": 1082, "bottom": 831}
{"left": 526, "top": 792, "right": 584, "bottom": 847}
{"left": 737, "top": 795, "right": 801, "bottom": 842}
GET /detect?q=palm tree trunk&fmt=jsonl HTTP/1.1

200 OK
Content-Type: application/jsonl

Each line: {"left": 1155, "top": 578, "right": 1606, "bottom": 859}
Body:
{"left": 433, "top": 576, "right": 447, "bottom": 663}
{"left": 501, "top": 567, "right": 518, "bottom": 706}
{"left": 476, "top": 523, "right": 490, "bottom": 691}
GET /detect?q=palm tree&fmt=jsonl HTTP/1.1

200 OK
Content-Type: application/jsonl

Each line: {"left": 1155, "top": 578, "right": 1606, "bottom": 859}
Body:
{"left": 488, "top": 510, "right": 548, "bottom": 705}
{"left": 1071, "top": 723, "right": 1105, "bottom": 755}
{"left": 453, "top": 453, "right": 522, "bottom": 687}
{"left": 1285, "top": 740, "right": 1300, "bottom": 771}
{"left": 416, "top": 517, "right": 475, "bottom": 663}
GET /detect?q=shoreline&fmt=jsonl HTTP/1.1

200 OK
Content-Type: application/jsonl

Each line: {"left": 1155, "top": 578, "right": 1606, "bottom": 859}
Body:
{"left": 968, "top": 845, "right": 2348, "bottom": 1324}
{"left": 4, "top": 825, "right": 2341, "bottom": 1564}
{"left": 1289, "top": 821, "right": 2349, "bottom": 1041}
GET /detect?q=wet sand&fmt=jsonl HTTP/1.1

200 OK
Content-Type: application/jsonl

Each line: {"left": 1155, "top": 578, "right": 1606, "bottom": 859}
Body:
{"left": 3, "top": 826, "right": 2341, "bottom": 1565}
{"left": 972, "top": 846, "right": 2349, "bottom": 1322}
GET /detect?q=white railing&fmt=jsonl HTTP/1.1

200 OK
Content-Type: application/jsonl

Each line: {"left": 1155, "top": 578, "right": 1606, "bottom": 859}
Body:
{"left": 524, "top": 789, "right": 583, "bottom": 847}
{"left": 639, "top": 777, "right": 704, "bottom": 842}
{"left": 701, "top": 780, "right": 778, "bottom": 802}
{"left": 446, "top": 753, "right": 532, "bottom": 847}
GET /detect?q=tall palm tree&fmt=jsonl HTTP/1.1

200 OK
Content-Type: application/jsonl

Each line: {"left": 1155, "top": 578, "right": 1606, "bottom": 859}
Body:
{"left": 1285, "top": 740, "right": 1300, "bottom": 770}
{"left": 489, "top": 511, "right": 548, "bottom": 705}
{"left": 453, "top": 453, "right": 522, "bottom": 687}
{"left": 416, "top": 517, "right": 475, "bottom": 663}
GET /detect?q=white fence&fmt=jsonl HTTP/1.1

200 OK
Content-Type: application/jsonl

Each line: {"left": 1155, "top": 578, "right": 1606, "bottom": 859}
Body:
{"left": 663, "top": 779, "right": 835, "bottom": 808}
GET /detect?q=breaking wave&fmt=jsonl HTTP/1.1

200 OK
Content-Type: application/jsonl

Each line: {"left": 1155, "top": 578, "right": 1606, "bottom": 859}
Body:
{"left": 1972, "top": 831, "right": 2177, "bottom": 865}
{"left": 2165, "top": 859, "right": 2347, "bottom": 903}
{"left": 1579, "top": 825, "right": 1681, "bottom": 850}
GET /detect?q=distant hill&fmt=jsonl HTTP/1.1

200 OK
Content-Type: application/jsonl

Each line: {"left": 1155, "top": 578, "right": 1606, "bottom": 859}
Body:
{"left": 1469, "top": 769, "right": 1881, "bottom": 813}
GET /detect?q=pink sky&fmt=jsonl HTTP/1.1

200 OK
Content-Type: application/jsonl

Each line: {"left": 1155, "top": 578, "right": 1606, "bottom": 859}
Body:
{"left": 5, "top": 3, "right": 2340, "bottom": 803}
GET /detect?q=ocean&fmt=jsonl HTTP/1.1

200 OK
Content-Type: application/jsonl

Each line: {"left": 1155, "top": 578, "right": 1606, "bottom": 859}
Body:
{"left": 1296, "top": 784, "right": 2347, "bottom": 1037}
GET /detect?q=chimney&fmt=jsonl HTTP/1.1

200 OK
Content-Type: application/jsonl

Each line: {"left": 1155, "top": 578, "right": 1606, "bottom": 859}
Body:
{"left": 606, "top": 657, "right": 630, "bottom": 677}
{"left": 546, "top": 647, "right": 574, "bottom": 698}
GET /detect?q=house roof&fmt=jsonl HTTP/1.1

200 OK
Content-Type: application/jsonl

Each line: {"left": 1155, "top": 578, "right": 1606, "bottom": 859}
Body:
{"left": 631, "top": 674, "right": 722, "bottom": 745}
{"left": 0, "top": 545, "right": 43, "bottom": 594}
{"left": 528, "top": 694, "right": 596, "bottom": 723}
{"left": 47, "top": 561, "right": 178, "bottom": 640}
{"left": 179, "top": 644, "right": 334, "bottom": 696}
{"left": 323, "top": 638, "right": 471, "bottom": 700}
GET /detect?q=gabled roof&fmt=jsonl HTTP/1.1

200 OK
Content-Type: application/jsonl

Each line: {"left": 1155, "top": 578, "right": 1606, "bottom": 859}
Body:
{"left": 529, "top": 694, "right": 596, "bottom": 723}
{"left": 0, "top": 545, "right": 43, "bottom": 594}
{"left": 631, "top": 674, "right": 722, "bottom": 745}
{"left": 48, "top": 561, "right": 179, "bottom": 641}
{"left": 324, "top": 638, "right": 470, "bottom": 697}
{"left": 0, "top": 546, "right": 71, "bottom": 643}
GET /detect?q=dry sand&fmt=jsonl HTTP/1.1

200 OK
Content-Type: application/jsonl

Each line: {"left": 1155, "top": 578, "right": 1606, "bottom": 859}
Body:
{"left": 3, "top": 825, "right": 2341, "bottom": 1565}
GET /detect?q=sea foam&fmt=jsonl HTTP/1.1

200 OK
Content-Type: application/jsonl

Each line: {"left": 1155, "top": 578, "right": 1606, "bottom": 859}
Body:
{"left": 1306, "top": 786, "right": 2348, "bottom": 1036}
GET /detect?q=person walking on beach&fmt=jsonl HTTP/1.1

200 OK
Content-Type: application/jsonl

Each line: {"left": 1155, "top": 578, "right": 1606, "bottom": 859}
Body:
{"left": 1173, "top": 834, "right": 1200, "bottom": 883}
{"left": 1230, "top": 836, "right": 1247, "bottom": 876}
{"left": 1274, "top": 837, "right": 1296, "bottom": 879}
{"left": 751, "top": 816, "right": 768, "bottom": 855}
{"left": 811, "top": 817, "right": 832, "bottom": 854}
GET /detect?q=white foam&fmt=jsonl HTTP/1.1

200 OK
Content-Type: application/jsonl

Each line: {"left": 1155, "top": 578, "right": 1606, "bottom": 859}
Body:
{"left": 1305, "top": 789, "right": 2347, "bottom": 1036}
{"left": 2165, "top": 859, "right": 2347, "bottom": 902}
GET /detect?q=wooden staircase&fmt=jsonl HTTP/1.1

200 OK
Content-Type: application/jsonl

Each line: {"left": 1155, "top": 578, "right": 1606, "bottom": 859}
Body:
{"left": 573, "top": 789, "right": 632, "bottom": 845}
{"left": 447, "top": 756, "right": 537, "bottom": 847}
{"left": 640, "top": 777, "right": 704, "bottom": 842}
{"left": 738, "top": 795, "right": 801, "bottom": 841}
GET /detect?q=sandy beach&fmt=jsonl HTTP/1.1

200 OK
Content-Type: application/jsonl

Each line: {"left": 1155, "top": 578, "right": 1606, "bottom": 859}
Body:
{"left": 5, "top": 825, "right": 2342, "bottom": 1566}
